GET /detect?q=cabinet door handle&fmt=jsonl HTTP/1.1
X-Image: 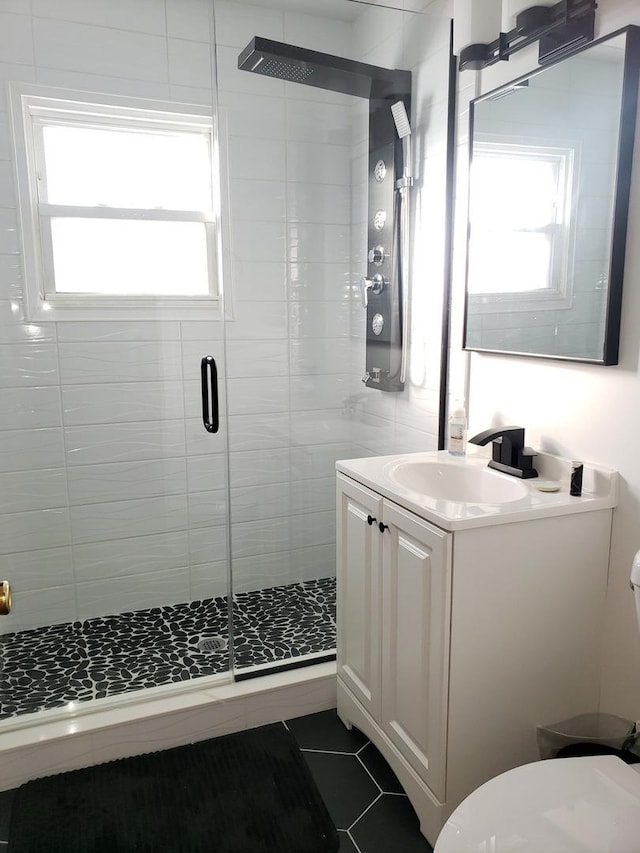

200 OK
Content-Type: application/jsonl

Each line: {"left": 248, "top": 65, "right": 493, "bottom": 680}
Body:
{"left": 378, "top": 522, "right": 389, "bottom": 533}
{"left": 367, "top": 515, "right": 377, "bottom": 526}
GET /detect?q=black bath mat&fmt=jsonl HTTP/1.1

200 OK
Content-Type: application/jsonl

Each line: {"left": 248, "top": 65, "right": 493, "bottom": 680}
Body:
{"left": 8, "top": 723, "right": 339, "bottom": 853}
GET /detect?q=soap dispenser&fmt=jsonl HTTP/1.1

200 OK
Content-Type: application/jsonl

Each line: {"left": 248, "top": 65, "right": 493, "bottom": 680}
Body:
{"left": 448, "top": 400, "right": 467, "bottom": 456}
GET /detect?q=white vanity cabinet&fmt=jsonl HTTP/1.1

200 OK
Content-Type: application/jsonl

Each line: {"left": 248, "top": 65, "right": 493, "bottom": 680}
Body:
{"left": 336, "top": 463, "right": 615, "bottom": 845}
{"left": 336, "top": 474, "right": 451, "bottom": 801}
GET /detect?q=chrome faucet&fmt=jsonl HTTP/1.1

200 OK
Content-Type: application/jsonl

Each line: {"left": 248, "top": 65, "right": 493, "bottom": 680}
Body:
{"left": 468, "top": 426, "right": 538, "bottom": 479}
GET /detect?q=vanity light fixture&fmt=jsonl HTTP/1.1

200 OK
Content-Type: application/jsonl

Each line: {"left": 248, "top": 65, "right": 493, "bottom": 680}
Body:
{"left": 458, "top": 0, "right": 597, "bottom": 71}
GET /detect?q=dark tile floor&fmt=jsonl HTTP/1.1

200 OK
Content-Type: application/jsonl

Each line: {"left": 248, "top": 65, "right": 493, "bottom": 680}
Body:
{"left": 0, "top": 709, "right": 433, "bottom": 852}
{"left": 287, "top": 710, "right": 433, "bottom": 853}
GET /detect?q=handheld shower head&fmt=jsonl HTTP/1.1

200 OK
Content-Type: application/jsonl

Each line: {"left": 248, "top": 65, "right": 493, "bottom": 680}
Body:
{"left": 391, "top": 100, "right": 412, "bottom": 188}
{"left": 391, "top": 100, "right": 411, "bottom": 139}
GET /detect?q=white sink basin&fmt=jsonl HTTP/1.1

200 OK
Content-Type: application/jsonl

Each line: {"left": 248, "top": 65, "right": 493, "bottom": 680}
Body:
{"left": 387, "top": 460, "right": 529, "bottom": 504}
{"left": 336, "top": 450, "right": 618, "bottom": 531}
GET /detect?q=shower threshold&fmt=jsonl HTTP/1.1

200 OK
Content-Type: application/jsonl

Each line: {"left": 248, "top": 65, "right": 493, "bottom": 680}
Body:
{"left": 0, "top": 576, "right": 336, "bottom": 724}
{"left": 0, "top": 659, "right": 337, "bottom": 791}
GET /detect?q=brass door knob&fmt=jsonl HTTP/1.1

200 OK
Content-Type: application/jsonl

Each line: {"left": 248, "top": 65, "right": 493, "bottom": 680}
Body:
{"left": 0, "top": 580, "right": 11, "bottom": 615}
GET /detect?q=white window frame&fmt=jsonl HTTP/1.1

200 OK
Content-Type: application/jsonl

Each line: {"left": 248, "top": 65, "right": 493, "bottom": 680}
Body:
{"left": 8, "top": 82, "right": 222, "bottom": 321}
{"left": 467, "top": 137, "right": 578, "bottom": 314}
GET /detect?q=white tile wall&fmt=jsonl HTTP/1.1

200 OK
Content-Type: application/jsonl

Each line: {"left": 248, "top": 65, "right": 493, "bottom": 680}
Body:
{"left": 0, "top": 387, "right": 62, "bottom": 430}
{"left": 186, "top": 453, "right": 227, "bottom": 493}
{"left": 33, "top": 18, "right": 167, "bottom": 80}
{"left": 231, "top": 260, "right": 287, "bottom": 301}
{"left": 230, "top": 482, "right": 291, "bottom": 522}
{"left": 67, "top": 459, "right": 188, "bottom": 505}
{"left": 0, "top": 427, "right": 65, "bottom": 472}
{"left": 231, "top": 516, "right": 291, "bottom": 559}
{"left": 0, "top": 507, "right": 70, "bottom": 555}
{"left": 231, "top": 220, "right": 287, "bottom": 263}
{"left": 230, "top": 179, "right": 287, "bottom": 222}
{"left": 189, "top": 558, "right": 228, "bottom": 600}
{"left": 226, "top": 412, "right": 290, "bottom": 452}
{"left": 0, "top": 583, "right": 77, "bottom": 633}
{"left": 229, "top": 448, "right": 291, "bottom": 488}
{"left": 0, "top": 255, "right": 22, "bottom": 300}
{"left": 213, "top": 0, "right": 284, "bottom": 47}
{"left": 187, "top": 488, "right": 227, "bottom": 528}
{"left": 289, "top": 477, "right": 335, "bottom": 514}
{"left": 231, "top": 550, "right": 292, "bottom": 592}
{"left": 187, "top": 525, "right": 228, "bottom": 566}
{"left": 62, "top": 382, "right": 185, "bottom": 425}
{"left": 31, "top": 0, "right": 168, "bottom": 35}
{"left": 0, "top": 208, "right": 20, "bottom": 253}
{"left": 76, "top": 567, "right": 191, "bottom": 621}
{"left": 33, "top": 67, "right": 171, "bottom": 101}
{"left": 58, "top": 341, "right": 184, "bottom": 384}
{"left": 224, "top": 340, "right": 288, "bottom": 377}
{"left": 217, "top": 91, "right": 286, "bottom": 140}
{"left": 72, "top": 531, "right": 189, "bottom": 582}
{"left": 0, "top": 342, "right": 58, "bottom": 386}
{"left": 0, "top": 469, "right": 67, "bottom": 513}
{"left": 0, "top": 546, "right": 73, "bottom": 590}
{"left": 63, "top": 421, "right": 186, "bottom": 466}
{"left": 166, "top": 0, "right": 211, "bottom": 43}
{"left": 70, "top": 494, "right": 189, "bottom": 544}
{"left": 167, "top": 38, "right": 212, "bottom": 88}
{"left": 0, "top": 12, "right": 33, "bottom": 65}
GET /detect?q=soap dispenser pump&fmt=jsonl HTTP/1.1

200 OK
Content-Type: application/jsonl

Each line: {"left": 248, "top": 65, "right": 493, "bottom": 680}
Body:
{"left": 448, "top": 400, "right": 467, "bottom": 456}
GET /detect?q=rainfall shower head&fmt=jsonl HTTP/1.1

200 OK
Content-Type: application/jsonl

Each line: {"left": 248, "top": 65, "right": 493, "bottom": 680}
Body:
{"left": 238, "top": 37, "right": 410, "bottom": 100}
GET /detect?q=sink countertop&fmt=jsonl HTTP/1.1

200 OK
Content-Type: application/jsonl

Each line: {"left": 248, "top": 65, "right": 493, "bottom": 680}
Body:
{"left": 336, "top": 449, "right": 618, "bottom": 531}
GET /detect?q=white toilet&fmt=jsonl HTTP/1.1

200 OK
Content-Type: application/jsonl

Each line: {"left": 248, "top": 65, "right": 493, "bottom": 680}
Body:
{"left": 434, "top": 554, "right": 640, "bottom": 853}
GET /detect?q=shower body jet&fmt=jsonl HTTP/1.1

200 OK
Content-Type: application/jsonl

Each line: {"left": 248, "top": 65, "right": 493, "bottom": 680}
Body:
{"left": 238, "top": 37, "right": 411, "bottom": 393}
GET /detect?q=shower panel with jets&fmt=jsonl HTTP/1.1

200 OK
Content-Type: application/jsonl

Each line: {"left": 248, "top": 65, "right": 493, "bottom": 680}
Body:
{"left": 238, "top": 37, "right": 412, "bottom": 392}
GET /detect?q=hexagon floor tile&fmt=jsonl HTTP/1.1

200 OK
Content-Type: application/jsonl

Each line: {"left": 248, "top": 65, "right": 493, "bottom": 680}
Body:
{"left": 286, "top": 709, "right": 433, "bottom": 852}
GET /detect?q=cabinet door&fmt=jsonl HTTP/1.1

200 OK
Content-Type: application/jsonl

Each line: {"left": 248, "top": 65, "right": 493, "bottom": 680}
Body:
{"left": 336, "top": 474, "right": 383, "bottom": 719}
{"left": 381, "top": 499, "right": 451, "bottom": 801}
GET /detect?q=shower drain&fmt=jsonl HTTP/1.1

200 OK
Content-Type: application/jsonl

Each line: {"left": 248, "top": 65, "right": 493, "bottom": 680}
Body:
{"left": 195, "top": 635, "right": 228, "bottom": 653}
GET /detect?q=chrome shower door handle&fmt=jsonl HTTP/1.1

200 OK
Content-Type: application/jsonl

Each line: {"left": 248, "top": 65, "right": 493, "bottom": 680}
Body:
{"left": 201, "top": 356, "right": 219, "bottom": 434}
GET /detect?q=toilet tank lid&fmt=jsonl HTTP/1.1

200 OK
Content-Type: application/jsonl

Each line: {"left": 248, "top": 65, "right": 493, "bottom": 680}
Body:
{"left": 631, "top": 550, "right": 640, "bottom": 587}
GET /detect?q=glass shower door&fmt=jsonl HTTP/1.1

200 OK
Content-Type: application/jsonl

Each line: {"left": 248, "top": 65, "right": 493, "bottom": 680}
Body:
{"left": 218, "top": 2, "right": 368, "bottom": 677}
{"left": 0, "top": 0, "right": 234, "bottom": 725}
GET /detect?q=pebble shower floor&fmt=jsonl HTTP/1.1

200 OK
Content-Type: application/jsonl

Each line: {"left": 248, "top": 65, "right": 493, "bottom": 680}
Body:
{"left": 0, "top": 577, "right": 336, "bottom": 721}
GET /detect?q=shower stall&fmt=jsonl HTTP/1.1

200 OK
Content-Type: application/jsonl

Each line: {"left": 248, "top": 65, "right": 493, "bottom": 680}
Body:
{"left": 0, "top": 0, "right": 452, "bottom": 729}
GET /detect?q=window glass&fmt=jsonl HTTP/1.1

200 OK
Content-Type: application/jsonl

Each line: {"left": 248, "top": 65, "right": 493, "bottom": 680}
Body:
{"left": 50, "top": 218, "right": 210, "bottom": 295}
{"left": 42, "top": 124, "right": 212, "bottom": 211}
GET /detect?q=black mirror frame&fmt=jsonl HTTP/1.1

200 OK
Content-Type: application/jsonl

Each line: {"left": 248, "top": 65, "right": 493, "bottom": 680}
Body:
{"left": 462, "top": 25, "right": 640, "bottom": 366}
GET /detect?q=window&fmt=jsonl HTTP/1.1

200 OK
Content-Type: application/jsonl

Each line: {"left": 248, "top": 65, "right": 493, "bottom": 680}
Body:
{"left": 467, "top": 140, "right": 575, "bottom": 310}
{"left": 10, "top": 84, "right": 219, "bottom": 320}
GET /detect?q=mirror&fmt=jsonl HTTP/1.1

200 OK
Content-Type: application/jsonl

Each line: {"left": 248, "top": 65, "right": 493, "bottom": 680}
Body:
{"left": 463, "top": 26, "right": 640, "bottom": 365}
